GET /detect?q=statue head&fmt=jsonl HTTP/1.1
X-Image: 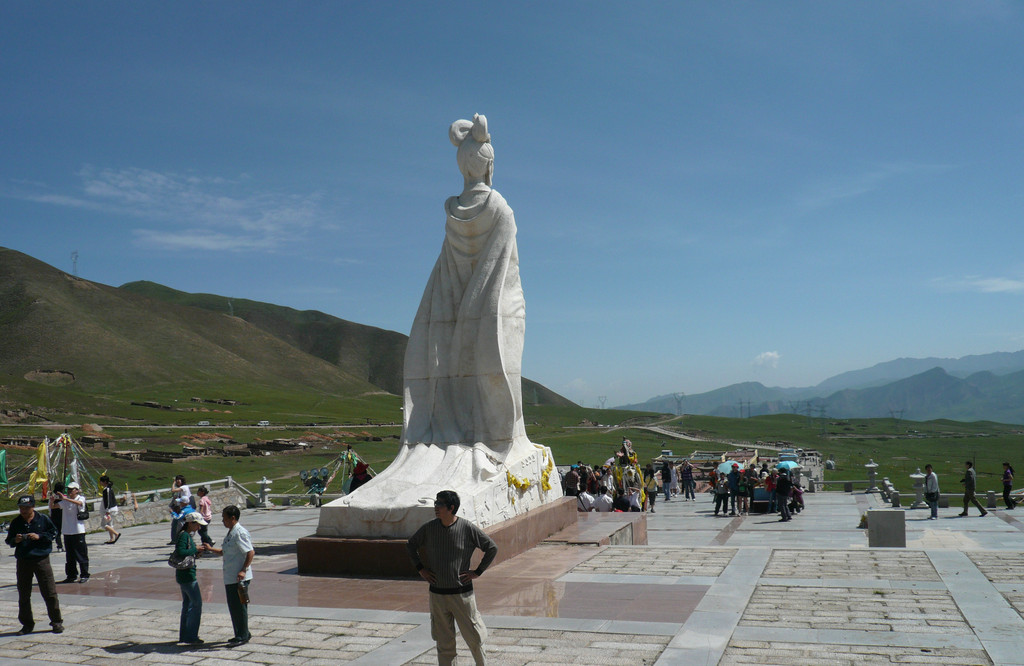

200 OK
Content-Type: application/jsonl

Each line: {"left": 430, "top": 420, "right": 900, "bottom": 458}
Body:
{"left": 450, "top": 114, "right": 493, "bottom": 185}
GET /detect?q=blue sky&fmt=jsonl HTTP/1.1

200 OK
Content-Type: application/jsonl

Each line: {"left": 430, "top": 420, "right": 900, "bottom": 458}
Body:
{"left": 3, "top": 2, "right": 1023, "bottom": 407}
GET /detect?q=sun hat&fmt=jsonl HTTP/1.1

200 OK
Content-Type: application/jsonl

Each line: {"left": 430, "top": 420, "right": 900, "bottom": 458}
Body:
{"left": 183, "top": 512, "right": 208, "bottom": 526}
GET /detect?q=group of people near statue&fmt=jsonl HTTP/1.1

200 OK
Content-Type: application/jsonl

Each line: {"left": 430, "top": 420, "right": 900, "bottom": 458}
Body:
{"left": 562, "top": 439, "right": 652, "bottom": 513}
{"left": 706, "top": 462, "right": 804, "bottom": 521}
{"left": 7, "top": 474, "right": 256, "bottom": 648}
{"left": 923, "top": 460, "right": 1017, "bottom": 520}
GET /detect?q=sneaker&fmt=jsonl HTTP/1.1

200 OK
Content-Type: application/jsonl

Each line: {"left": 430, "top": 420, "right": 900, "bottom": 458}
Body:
{"left": 184, "top": 639, "right": 205, "bottom": 646}
{"left": 17, "top": 625, "right": 34, "bottom": 635}
{"left": 228, "top": 636, "right": 250, "bottom": 645}
{"left": 52, "top": 624, "right": 64, "bottom": 634}
{"left": 78, "top": 577, "right": 89, "bottom": 583}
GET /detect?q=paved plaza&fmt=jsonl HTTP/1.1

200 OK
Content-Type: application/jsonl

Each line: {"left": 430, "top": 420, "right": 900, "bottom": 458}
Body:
{"left": 2, "top": 491, "right": 1024, "bottom": 665}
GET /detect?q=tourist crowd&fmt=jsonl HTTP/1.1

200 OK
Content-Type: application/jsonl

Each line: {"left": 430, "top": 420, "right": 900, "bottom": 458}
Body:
{"left": 7, "top": 473, "right": 255, "bottom": 647}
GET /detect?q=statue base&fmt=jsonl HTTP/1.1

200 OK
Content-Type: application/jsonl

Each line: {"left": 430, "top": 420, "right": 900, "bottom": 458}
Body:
{"left": 297, "top": 496, "right": 578, "bottom": 577}
{"left": 314, "top": 439, "right": 561, "bottom": 539}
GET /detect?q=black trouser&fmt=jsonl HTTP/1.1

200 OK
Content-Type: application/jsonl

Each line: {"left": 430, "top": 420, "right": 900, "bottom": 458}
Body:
{"left": 1003, "top": 486, "right": 1016, "bottom": 509}
{"left": 226, "top": 582, "right": 251, "bottom": 641}
{"left": 51, "top": 508, "right": 64, "bottom": 550}
{"left": 198, "top": 523, "right": 213, "bottom": 545}
{"left": 17, "top": 556, "right": 62, "bottom": 628}
{"left": 714, "top": 493, "right": 729, "bottom": 514}
{"left": 63, "top": 533, "right": 89, "bottom": 579}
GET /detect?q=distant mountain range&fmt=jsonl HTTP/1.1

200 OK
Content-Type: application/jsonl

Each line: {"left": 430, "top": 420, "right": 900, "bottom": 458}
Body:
{"left": 0, "top": 247, "right": 572, "bottom": 407}
{"left": 620, "top": 352, "right": 1024, "bottom": 424}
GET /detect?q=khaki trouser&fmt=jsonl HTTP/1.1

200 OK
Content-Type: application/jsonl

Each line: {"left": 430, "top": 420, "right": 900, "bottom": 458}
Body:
{"left": 429, "top": 590, "right": 487, "bottom": 665}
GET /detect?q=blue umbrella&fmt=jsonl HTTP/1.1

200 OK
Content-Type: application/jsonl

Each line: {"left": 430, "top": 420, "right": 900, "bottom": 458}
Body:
{"left": 777, "top": 461, "right": 800, "bottom": 470}
{"left": 717, "top": 460, "right": 741, "bottom": 474}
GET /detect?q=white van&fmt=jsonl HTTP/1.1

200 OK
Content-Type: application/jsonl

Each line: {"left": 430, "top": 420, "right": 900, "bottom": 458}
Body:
{"left": 257, "top": 420, "right": 270, "bottom": 427}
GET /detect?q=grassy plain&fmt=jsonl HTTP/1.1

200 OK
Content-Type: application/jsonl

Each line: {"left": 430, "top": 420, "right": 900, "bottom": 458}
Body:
{"left": 4, "top": 392, "right": 1023, "bottom": 513}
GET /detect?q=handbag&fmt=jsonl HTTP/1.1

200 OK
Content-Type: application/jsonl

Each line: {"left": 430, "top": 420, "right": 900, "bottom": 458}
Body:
{"left": 168, "top": 534, "right": 197, "bottom": 569}
{"left": 77, "top": 509, "right": 90, "bottom": 521}
{"left": 168, "top": 551, "right": 196, "bottom": 569}
{"left": 925, "top": 491, "right": 939, "bottom": 503}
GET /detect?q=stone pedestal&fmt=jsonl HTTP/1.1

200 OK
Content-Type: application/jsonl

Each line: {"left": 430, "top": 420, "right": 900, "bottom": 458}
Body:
{"left": 909, "top": 469, "right": 925, "bottom": 509}
{"left": 867, "top": 509, "right": 906, "bottom": 548}
{"left": 297, "top": 496, "right": 578, "bottom": 577}
{"left": 865, "top": 459, "right": 879, "bottom": 493}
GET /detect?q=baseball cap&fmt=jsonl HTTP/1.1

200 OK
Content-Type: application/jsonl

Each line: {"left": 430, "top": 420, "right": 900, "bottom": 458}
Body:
{"left": 17, "top": 495, "right": 35, "bottom": 507}
{"left": 67, "top": 482, "right": 81, "bottom": 490}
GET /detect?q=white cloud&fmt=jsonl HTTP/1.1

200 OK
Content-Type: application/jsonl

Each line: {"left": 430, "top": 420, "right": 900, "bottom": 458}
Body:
{"left": 753, "top": 351, "right": 780, "bottom": 368}
{"left": 797, "top": 162, "right": 954, "bottom": 211}
{"left": 934, "top": 275, "right": 1024, "bottom": 294}
{"left": 5, "top": 166, "right": 327, "bottom": 253}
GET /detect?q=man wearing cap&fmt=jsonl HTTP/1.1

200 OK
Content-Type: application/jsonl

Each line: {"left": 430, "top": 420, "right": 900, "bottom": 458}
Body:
{"left": 50, "top": 482, "right": 89, "bottom": 583}
{"left": 5, "top": 495, "right": 63, "bottom": 634}
{"left": 407, "top": 490, "right": 498, "bottom": 666}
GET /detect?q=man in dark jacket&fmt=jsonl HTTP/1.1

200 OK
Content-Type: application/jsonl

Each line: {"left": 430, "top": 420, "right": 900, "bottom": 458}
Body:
{"left": 5, "top": 495, "right": 63, "bottom": 634}
{"left": 959, "top": 460, "right": 988, "bottom": 517}
{"left": 775, "top": 471, "right": 793, "bottom": 522}
{"left": 727, "top": 464, "right": 741, "bottom": 515}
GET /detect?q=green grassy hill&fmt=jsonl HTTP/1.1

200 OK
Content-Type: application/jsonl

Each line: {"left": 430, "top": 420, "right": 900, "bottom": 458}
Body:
{"left": 118, "top": 279, "right": 575, "bottom": 408}
{"left": 0, "top": 247, "right": 376, "bottom": 397}
{"left": 119, "top": 280, "right": 409, "bottom": 395}
{"left": 0, "top": 247, "right": 573, "bottom": 426}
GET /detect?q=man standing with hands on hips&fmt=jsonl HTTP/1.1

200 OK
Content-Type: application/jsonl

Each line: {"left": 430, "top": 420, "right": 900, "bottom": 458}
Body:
{"left": 407, "top": 490, "right": 498, "bottom": 666}
{"left": 201, "top": 505, "right": 253, "bottom": 645}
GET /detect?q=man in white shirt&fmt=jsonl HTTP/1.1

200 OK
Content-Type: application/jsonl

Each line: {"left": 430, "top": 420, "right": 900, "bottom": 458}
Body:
{"left": 202, "top": 505, "right": 254, "bottom": 645}
{"left": 50, "top": 483, "right": 89, "bottom": 584}
{"left": 593, "top": 488, "right": 614, "bottom": 512}
{"left": 577, "top": 489, "right": 596, "bottom": 512}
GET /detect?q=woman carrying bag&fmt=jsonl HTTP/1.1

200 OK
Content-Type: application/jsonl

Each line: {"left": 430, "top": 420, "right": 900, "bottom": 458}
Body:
{"left": 174, "top": 513, "right": 207, "bottom": 645}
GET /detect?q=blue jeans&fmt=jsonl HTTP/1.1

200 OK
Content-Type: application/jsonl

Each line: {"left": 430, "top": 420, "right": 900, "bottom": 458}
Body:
{"left": 178, "top": 580, "right": 202, "bottom": 642}
{"left": 683, "top": 479, "right": 695, "bottom": 500}
{"left": 663, "top": 485, "right": 671, "bottom": 502}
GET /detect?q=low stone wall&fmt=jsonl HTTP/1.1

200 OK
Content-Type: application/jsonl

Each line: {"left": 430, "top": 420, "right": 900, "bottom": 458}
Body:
{"left": 70, "top": 486, "right": 247, "bottom": 534}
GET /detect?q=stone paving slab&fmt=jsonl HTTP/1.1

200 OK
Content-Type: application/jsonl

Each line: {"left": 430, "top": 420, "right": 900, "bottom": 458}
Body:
{"left": 3, "top": 491, "right": 1024, "bottom": 664}
{"left": 739, "top": 584, "right": 971, "bottom": 634}
{"left": 405, "top": 628, "right": 668, "bottom": 665}
{"left": 568, "top": 546, "right": 736, "bottom": 576}
{"left": 721, "top": 640, "right": 992, "bottom": 665}
{"left": 965, "top": 550, "right": 1024, "bottom": 584}
{"left": 762, "top": 549, "right": 941, "bottom": 580}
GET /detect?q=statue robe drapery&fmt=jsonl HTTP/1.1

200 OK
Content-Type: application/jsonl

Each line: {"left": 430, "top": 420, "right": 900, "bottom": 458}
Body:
{"left": 402, "top": 189, "right": 527, "bottom": 452}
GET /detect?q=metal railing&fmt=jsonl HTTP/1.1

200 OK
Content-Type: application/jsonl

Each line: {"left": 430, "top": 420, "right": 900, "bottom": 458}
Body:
{"left": 0, "top": 476, "right": 241, "bottom": 521}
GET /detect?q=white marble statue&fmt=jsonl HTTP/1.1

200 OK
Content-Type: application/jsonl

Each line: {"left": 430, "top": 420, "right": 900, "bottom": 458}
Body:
{"left": 316, "top": 114, "right": 560, "bottom": 538}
